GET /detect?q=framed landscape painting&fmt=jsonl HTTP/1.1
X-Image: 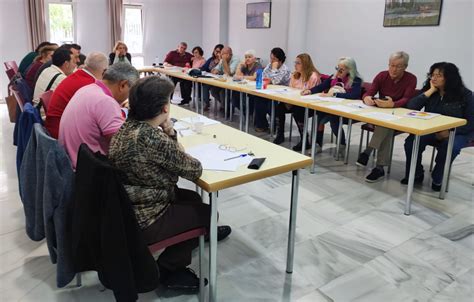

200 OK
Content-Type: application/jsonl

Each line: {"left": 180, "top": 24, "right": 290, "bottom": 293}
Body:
{"left": 383, "top": 0, "right": 443, "bottom": 27}
{"left": 246, "top": 2, "right": 271, "bottom": 29}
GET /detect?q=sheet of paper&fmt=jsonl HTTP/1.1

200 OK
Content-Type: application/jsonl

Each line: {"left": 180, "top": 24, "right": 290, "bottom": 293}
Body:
{"left": 346, "top": 101, "right": 370, "bottom": 109}
{"left": 324, "top": 104, "right": 362, "bottom": 113}
{"left": 256, "top": 88, "right": 294, "bottom": 95}
{"left": 177, "top": 129, "right": 195, "bottom": 137}
{"left": 301, "top": 95, "right": 345, "bottom": 103}
{"left": 201, "top": 71, "right": 219, "bottom": 78}
{"left": 186, "top": 143, "right": 253, "bottom": 172}
{"left": 180, "top": 116, "right": 221, "bottom": 127}
{"left": 360, "top": 112, "right": 402, "bottom": 121}
{"left": 404, "top": 111, "right": 440, "bottom": 120}
{"left": 173, "top": 121, "right": 189, "bottom": 131}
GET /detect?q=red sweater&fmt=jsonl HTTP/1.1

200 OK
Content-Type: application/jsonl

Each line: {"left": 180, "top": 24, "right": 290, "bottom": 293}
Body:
{"left": 164, "top": 50, "right": 192, "bottom": 67}
{"left": 363, "top": 71, "right": 417, "bottom": 107}
{"left": 45, "top": 69, "right": 95, "bottom": 138}
{"left": 25, "top": 60, "right": 43, "bottom": 89}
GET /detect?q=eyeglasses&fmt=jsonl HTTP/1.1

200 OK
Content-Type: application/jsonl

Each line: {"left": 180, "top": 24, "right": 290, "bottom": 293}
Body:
{"left": 294, "top": 61, "right": 302, "bottom": 65}
{"left": 429, "top": 73, "right": 444, "bottom": 79}
{"left": 335, "top": 66, "right": 346, "bottom": 72}
{"left": 218, "top": 144, "right": 246, "bottom": 152}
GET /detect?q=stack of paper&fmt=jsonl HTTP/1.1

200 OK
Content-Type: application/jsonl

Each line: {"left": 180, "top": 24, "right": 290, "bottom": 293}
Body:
{"left": 346, "top": 101, "right": 370, "bottom": 109}
{"left": 186, "top": 143, "right": 253, "bottom": 171}
{"left": 256, "top": 88, "right": 294, "bottom": 95}
{"left": 324, "top": 104, "right": 362, "bottom": 113}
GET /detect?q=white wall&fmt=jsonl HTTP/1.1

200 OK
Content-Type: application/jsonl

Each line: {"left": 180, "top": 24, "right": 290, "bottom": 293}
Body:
{"left": 306, "top": 0, "right": 473, "bottom": 88}
{"left": 0, "top": 0, "right": 30, "bottom": 98}
{"left": 228, "top": 0, "right": 289, "bottom": 63}
{"left": 76, "top": 0, "right": 110, "bottom": 55}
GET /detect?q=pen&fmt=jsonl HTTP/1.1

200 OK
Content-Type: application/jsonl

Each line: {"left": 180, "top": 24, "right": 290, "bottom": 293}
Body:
{"left": 178, "top": 130, "right": 183, "bottom": 137}
{"left": 224, "top": 154, "right": 248, "bottom": 161}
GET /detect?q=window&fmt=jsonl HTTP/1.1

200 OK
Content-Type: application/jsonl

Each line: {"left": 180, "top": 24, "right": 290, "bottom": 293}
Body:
{"left": 123, "top": 5, "right": 144, "bottom": 67}
{"left": 46, "top": 1, "right": 76, "bottom": 45}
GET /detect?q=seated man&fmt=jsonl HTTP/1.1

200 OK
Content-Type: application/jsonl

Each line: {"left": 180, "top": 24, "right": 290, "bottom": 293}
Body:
{"left": 210, "top": 46, "right": 240, "bottom": 111}
{"left": 33, "top": 43, "right": 82, "bottom": 86}
{"left": 164, "top": 42, "right": 193, "bottom": 105}
{"left": 356, "top": 51, "right": 417, "bottom": 182}
{"left": 109, "top": 76, "right": 231, "bottom": 293}
{"left": 33, "top": 48, "right": 77, "bottom": 104}
{"left": 59, "top": 62, "right": 139, "bottom": 169}
{"left": 45, "top": 52, "right": 109, "bottom": 138}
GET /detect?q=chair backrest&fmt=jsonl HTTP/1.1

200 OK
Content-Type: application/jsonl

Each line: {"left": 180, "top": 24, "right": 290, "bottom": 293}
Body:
{"left": 5, "top": 68, "right": 17, "bottom": 81}
{"left": 40, "top": 90, "right": 53, "bottom": 114}
{"left": 12, "top": 77, "right": 33, "bottom": 104}
{"left": 10, "top": 85, "right": 26, "bottom": 111}
{"left": 4, "top": 61, "right": 19, "bottom": 73}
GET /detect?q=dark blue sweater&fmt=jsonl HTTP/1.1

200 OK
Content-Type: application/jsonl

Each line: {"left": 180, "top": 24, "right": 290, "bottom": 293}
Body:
{"left": 310, "top": 76, "right": 362, "bottom": 100}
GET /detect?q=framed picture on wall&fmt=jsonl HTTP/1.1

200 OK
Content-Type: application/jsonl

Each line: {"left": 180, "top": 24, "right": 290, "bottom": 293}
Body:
{"left": 383, "top": 0, "right": 443, "bottom": 27}
{"left": 246, "top": 2, "right": 271, "bottom": 29}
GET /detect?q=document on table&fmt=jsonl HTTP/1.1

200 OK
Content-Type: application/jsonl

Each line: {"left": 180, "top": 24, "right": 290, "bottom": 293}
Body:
{"left": 173, "top": 121, "right": 189, "bottom": 130}
{"left": 256, "top": 88, "right": 294, "bottom": 95}
{"left": 404, "top": 111, "right": 440, "bottom": 120}
{"left": 346, "top": 101, "right": 370, "bottom": 109}
{"left": 324, "top": 104, "right": 362, "bottom": 113}
{"left": 186, "top": 143, "right": 253, "bottom": 171}
{"left": 360, "top": 112, "right": 402, "bottom": 121}
{"left": 301, "top": 95, "right": 345, "bottom": 103}
{"left": 180, "top": 116, "right": 221, "bottom": 126}
{"left": 201, "top": 71, "right": 220, "bottom": 78}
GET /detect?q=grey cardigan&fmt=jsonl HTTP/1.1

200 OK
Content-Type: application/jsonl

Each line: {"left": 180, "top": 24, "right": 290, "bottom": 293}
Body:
{"left": 20, "top": 124, "right": 76, "bottom": 287}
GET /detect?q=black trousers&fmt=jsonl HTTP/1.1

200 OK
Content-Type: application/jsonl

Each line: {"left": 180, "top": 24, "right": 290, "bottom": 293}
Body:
{"left": 141, "top": 188, "right": 210, "bottom": 271}
{"left": 171, "top": 77, "right": 193, "bottom": 102}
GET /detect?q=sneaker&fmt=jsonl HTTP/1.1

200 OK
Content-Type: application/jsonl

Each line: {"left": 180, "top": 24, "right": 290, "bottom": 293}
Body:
{"left": 365, "top": 167, "right": 385, "bottom": 183}
{"left": 292, "top": 141, "right": 311, "bottom": 151}
{"left": 273, "top": 134, "right": 284, "bottom": 145}
{"left": 255, "top": 127, "right": 269, "bottom": 133}
{"left": 431, "top": 182, "right": 442, "bottom": 192}
{"left": 356, "top": 152, "right": 369, "bottom": 167}
{"left": 205, "top": 225, "right": 232, "bottom": 242}
{"left": 315, "top": 145, "right": 323, "bottom": 154}
{"left": 178, "top": 100, "right": 190, "bottom": 106}
{"left": 160, "top": 267, "right": 207, "bottom": 293}
{"left": 400, "top": 174, "right": 424, "bottom": 185}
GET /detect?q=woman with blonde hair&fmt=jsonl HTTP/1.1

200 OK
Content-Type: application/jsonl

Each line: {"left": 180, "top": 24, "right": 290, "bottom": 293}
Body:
{"left": 301, "top": 56, "right": 363, "bottom": 152}
{"left": 109, "top": 41, "right": 132, "bottom": 65}
{"left": 25, "top": 45, "right": 58, "bottom": 89}
{"left": 274, "top": 53, "right": 321, "bottom": 150}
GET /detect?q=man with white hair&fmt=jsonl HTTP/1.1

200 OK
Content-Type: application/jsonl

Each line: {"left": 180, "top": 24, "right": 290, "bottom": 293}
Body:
{"left": 59, "top": 63, "right": 139, "bottom": 169}
{"left": 232, "top": 49, "right": 261, "bottom": 112}
{"left": 210, "top": 46, "right": 240, "bottom": 112}
{"left": 357, "top": 51, "right": 417, "bottom": 182}
{"left": 45, "top": 52, "right": 109, "bottom": 138}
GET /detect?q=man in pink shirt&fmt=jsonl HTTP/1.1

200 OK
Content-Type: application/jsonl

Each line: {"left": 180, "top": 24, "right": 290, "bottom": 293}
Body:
{"left": 59, "top": 62, "right": 139, "bottom": 168}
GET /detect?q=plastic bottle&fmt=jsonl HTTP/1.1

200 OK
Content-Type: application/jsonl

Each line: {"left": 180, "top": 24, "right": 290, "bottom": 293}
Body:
{"left": 256, "top": 68, "right": 263, "bottom": 89}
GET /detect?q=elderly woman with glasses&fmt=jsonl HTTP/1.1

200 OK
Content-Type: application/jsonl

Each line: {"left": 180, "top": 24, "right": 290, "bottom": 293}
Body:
{"left": 301, "top": 57, "right": 363, "bottom": 153}
{"left": 109, "top": 76, "right": 231, "bottom": 294}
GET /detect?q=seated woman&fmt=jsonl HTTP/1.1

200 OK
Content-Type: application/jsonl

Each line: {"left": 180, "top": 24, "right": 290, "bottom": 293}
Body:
{"left": 232, "top": 49, "right": 262, "bottom": 113}
{"left": 25, "top": 45, "right": 57, "bottom": 89}
{"left": 191, "top": 46, "right": 206, "bottom": 68}
{"left": 273, "top": 53, "right": 321, "bottom": 151}
{"left": 254, "top": 47, "right": 291, "bottom": 132}
{"left": 301, "top": 57, "right": 362, "bottom": 152}
{"left": 109, "top": 77, "right": 231, "bottom": 293}
{"left": 109, "top": 41, "right": 132, "bottom": 65}
{"left": 200, "top": 44, "right": 224, "bottom": 111}
{"left": 402, "top": 62, "right": 473, "bottom": 191}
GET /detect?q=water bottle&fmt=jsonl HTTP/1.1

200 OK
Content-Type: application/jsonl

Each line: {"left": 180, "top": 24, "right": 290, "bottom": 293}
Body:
{"left": 256, "top": 68, "right": 263, "bottom": 89}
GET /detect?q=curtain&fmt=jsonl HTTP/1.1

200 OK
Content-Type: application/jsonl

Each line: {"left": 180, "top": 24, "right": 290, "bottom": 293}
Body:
{"left": 109, "top": 0, "right": 124, "bottom": 50}
{"left": 26, "top": 0, "right": 47, "bottom": 50}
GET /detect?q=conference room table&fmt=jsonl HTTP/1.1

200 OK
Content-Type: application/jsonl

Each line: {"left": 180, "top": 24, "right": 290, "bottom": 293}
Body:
{"left": 139, "top": 66, "right": 467, "bottom": 216}
{"left": 171, "top": 105, "right": 312, "bottom": 302}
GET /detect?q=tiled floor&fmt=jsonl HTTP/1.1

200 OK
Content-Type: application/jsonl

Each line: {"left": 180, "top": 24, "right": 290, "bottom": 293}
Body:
{"left": 1, "top": 97, "right": 472, "bottom": 301}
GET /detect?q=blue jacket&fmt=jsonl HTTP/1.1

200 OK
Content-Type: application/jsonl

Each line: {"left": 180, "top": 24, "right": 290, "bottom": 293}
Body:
{"left": 16, "top": 103, "right": 42, "bottom": 181}
{"left": 20, "top": 124, "right": 76, "bottom": 287}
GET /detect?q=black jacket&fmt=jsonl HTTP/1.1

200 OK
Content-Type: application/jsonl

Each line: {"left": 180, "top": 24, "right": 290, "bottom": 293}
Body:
{"left": 109, "top": 53, "right": 132, "bottom": 65}
{"left": 72, "top": 144, "right": 159, "bottom": 302}
{"left": 407, "top": 87, "right": 474, "bottom": 139}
